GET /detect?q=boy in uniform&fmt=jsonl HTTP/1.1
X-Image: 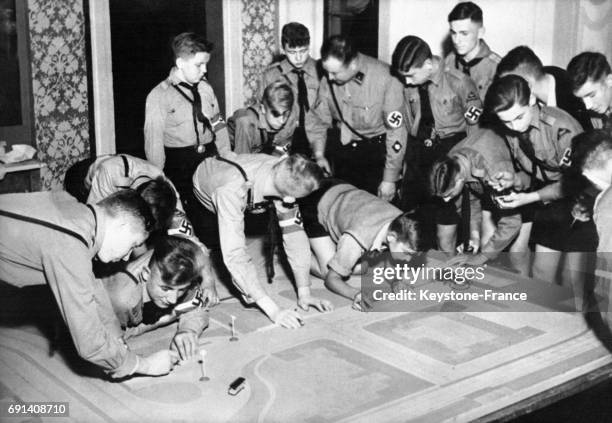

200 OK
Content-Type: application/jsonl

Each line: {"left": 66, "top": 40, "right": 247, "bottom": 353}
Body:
{"left": 487, "top": 75, "right": 584, "bottom": 281}
{"left": 391, "top": 35, "right": 482, "bottom": 251}
{"left": 144, "top": 32, "right": 230, "bottom": 208}
{"left": 0, "top": 190, "right": 179, "bottom": 378}
{"left": 261, "top": 22, "right": 322, "bottom": 156}
{"left": 230, "top": 82, "right": 294, "bottom": 155}
{"left": 429, "top": 128, "right": 525, "bottom": 268}
{"left": 299, "top": 180, "right": 422, "bottom": 309}
{"left": 568, "top": 52, "right": 612, "bottom": 135}
{"left": 192, "top": 153, "right": 332, "bottom": 328}
{"left": 64, "top": 153, "right": 219, "bottom": 305}
{"left": 103, "top": 236, "right": 209, "bottom": 362}
{"left": 497, "top": 46, "right": 592, "bottom": 129}
{"left": 444, "top": 1, "right": 501, "bottom": 100}
{"left": 306, "top": 35, "right": 407, "bottom": 201}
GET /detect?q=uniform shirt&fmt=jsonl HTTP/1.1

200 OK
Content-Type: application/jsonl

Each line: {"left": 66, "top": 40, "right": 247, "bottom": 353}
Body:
{"left": 308, "top": 53, "right": 408, "bottom": 182}
{"left": 444, "top": 39, "right": 501, "bottom": 100}
{"left": 593, "top": 183, "right": 612, "bottom": 325}
{"left": 102, "top": 250, "right": 209, "bottom": 338}
{"left": 316, "top": 184, "right": 403, "bottom": 277}
{"left": 261, "top": 57, "right": 322, "bottom": 144}
{"left": 403, "top": 59, "right": 482, "bottom": 140}
{"left": 230, "top": 105, "right": 286, "bottom": 155}
{"left": 192, "top": 153, "right": 311, "bottom": 302}
{"left": 449, "top": 129, "right": 521, "bottom": 258}
{"left": 144, "top": 71, "right": 230, "bottom": 169}
{"left": 505, "top": 105, "right": 583, "bottom": 202}
{"left": 84, "top": 154, "right": 195, "bottom": 239}
{"left": 0, "top": 191, "right": 138, "bottom": 378}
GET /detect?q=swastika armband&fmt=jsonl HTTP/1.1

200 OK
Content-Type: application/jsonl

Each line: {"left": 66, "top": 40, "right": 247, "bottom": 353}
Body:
{"left": 559, "top": 147, "right": 572, "bottom": 167}
{"left": 277, "top": 210, "right": 303, "bottom": 234}
{"left": 386, "top": 111, "right": 403, "bottom": 128}
{"left": 168, "top": 217, "right": 194, "bottom": 237}
{"left": 174, "top": 287, "right": 204, "bottom": 315}
{"left": 464, "top": 106, "right": 482, "bottom": 124}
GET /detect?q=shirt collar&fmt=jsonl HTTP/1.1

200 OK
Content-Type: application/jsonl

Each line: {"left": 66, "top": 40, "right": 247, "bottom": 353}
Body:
{"left": 90, "top": 204, "right": 105, "bottom": 255}
{"left": 371, "top": 221, "right": 391, "bottom": 251}
{"left": 474, "top": 40, "right": 491, "bottom": 59}
{"left": 430, "top": 57, "right": 444, "bottom": 86}
{"left": 280, "top": 57, "right": 317, "bottom": 78}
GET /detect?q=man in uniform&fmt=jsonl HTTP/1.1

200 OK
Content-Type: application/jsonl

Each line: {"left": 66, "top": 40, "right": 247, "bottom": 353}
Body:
{"left": 144, "top": 32, "right": 230, "bottom": 208}
{"left": 568, "top": 52, "right": 612, "bottom": 135}
{"left": 261, "top": 22, "right": 322, "bottom": 156}
{"left": 299, "top": 180, "right": 422, "bottom": 310}
{"left": 497, "top": 46, "right": 592, "bottom": 129}
{"left": 487, "top": 75, "right": 584, "bottom": 281}
{"left": 64, "top": 153, "right": 219, "bottom": 305}
{"left": 391, "top": 35, "right": 483, "bottom": 251}
{"left": 444, "top": 1, "right": 501, "bottom": 100}
{"left": 230, "top": 82, "right": 294, "bottom": 155}
{"left": 0, "top": 190, "right": 179, "bottom": 378}
{"left": 192, "top": 153, "right": 332, "bottom": 328}
{"left": 307, "top": 35, "right": 407, "bottom": 201}
{"left": 430, "top": 128, "right": 525, "bottom": 268}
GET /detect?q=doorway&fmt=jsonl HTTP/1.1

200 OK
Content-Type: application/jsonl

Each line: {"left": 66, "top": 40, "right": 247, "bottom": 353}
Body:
{"left": 108, "top": 0, "right": 217, "bottom": 157}
{"left": 324, "top": 0, "right": 379, "bottom": 58}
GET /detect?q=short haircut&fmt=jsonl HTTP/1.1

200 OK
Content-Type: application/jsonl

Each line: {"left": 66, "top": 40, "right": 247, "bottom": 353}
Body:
{"left": 571, "top": 129, "right": 612, "bottom": 172}
{"left": 389, "top": 212, "right": 423, "bottom": 252}
{"left": 485, "top": 74, "right": 531, "bottom": 114}
{"left": 136, "top": 176, "right": 177, "bottom": 232}
{"left": 97, "top": 189, "right": 155, "bottom": 233}
{"left": 262, "top": 81, "right": 294, "bottom": 115}
{"left": 567, "top": 52, "right": 612, "bottom": 91}
{"left": 320, "top": 35, "right": 358, "bottom": 66}
{"left": 429, "top": 157, "right": 462, "bottom": 197}
{"left": 391, "top": 36, "right": 432, "bottom": 73}
{"left": 497, "top": 46, "right": 544, "bottom": 79}
{"left": 448, "top": 1, "right": 483, "bottom": 24}
{"left": 172, "top": 32, "right": 213, "bottom": 60}
{"left": 149, "top": 235, "right": 205, "bottom": 287}
{"left": 281, "top": 22, "right": 310, "bottom": 49}
{"left": 273, "top": 154, "right": 323, "bottom": 198}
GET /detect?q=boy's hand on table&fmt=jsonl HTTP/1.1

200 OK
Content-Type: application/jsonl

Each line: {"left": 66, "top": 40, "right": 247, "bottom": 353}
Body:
{"left": 138, "top": 350, "right": 180, "bottom": 376}
{"left": 171, "top": 331, "right": 198, "bottom": 361}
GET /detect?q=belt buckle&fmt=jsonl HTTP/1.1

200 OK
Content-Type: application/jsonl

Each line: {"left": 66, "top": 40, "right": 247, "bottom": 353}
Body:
{"left": 423, "top": 139, "right": 433, "bottom": 148}
{"left": 196, "top": 144, "right": 206, "bottom": 154}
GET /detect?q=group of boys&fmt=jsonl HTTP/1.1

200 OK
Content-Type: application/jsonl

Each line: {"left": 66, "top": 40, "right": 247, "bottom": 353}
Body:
{"left": 1, "top": 1, "right": 611, "bottom": 380}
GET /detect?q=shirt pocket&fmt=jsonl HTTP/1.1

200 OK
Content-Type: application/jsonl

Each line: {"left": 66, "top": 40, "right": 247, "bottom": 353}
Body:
{"left": 351, "top": 100, "right": 381, "bottom": 130}
{"left": 166, "top": 101, "right": 192, "bottom": 128}
{"left": 435, "top": 94, "right": 463, "bottom": 117}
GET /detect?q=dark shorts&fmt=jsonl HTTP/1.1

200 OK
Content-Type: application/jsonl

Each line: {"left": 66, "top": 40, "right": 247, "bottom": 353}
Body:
{"left": 329, "top": 135, "right": 385, "bottom": 196}
{"left": 298, "top": 178, "right": 344, "bottom": 239}
{"left": 532, "top": 199, "right": 598, "bottom": 252}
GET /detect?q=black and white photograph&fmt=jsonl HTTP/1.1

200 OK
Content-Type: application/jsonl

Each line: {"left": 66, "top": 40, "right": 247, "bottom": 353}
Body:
{"left": 0, "top": 0, "right": 611, "bottom": 422}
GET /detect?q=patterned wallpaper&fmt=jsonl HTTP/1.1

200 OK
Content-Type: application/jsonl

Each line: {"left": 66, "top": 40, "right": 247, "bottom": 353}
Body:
{"left": 241, "top": 0, "right": 279, "bottom": 106}
{"left": 27, "top": 0, "right": 90, "bottom": 190}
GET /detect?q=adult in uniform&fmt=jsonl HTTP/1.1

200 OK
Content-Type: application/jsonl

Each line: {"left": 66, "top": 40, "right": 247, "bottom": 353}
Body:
{"left": 64, "top": 153, "right": 219, "bottom": 304}
{"left": 103, "top": 236, "right": 209, "bottom": 361}
{"left": 430, "top": 128, "right": 525, "bottom": 268}
{"left": 192, "top": 153, "right": 332, "bottom": 328}
{"left": 497, "top": 46, "right": 592, "bottom": 129}
{"left": 299, "top": 180, "right": 421, "bottom": 309}
{"left": 487, "top": 75, "right": 584, "bottom": 281}
{"left": 307, "top": 35, "right": 407, "bottom": 201}
{"left": 568, "top": 52, "right": 612, "bottom": 135}
{"left": 391, "top": 35, "right": 482, "bottom": 252}
{"left": 0, "top": 190, "right": 179, "bottom": 378}
{"left": 261, "top": 22, "right": 322, "bottom": 156}
{"left": 144, "top": 32, "right": 230, "bottom": 208}
{"left": 230, "top": 82, "right": 293, "bottom": 155}
{"left": 445, "top": 1, "right": 501, "bottom": 100}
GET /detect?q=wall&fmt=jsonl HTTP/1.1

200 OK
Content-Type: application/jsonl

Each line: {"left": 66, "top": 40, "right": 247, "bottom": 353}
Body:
{"left": 379, "top": 0, "right": 611, "bottom": 70}
{"left": 27, "top": 0, "right": 90, "bottom": 190}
